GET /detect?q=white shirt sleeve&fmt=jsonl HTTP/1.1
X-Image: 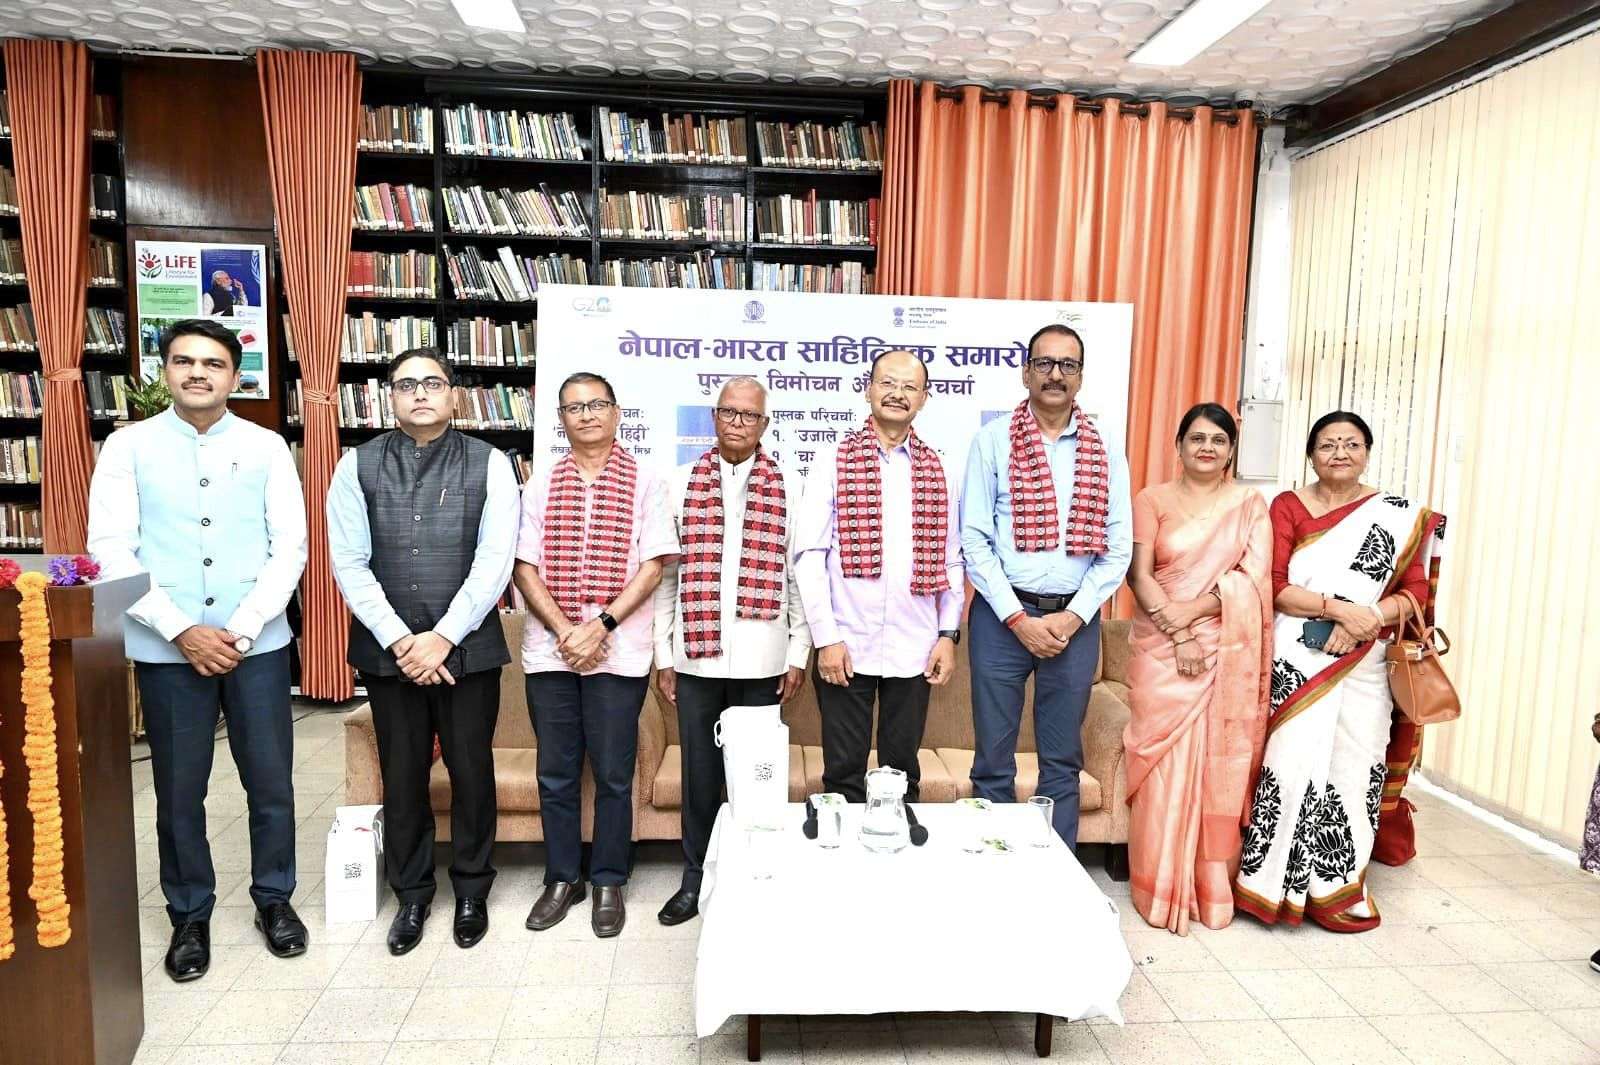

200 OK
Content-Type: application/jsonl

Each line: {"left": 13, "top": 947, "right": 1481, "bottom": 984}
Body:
{"left": 223, "top": 434, "right": 308, "bottom": 641}
{"left": 324, "top": 451, "right": 411, "bottom": 650}
{"left": 433, "top": 449, "right": 519, "bottom": 647}
{"left": 86, "top": 430, "right": 195, "bottom": 643}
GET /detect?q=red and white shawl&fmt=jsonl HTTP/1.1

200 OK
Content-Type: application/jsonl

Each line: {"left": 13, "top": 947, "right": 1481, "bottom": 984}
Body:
{"left": 542, "top": 444, "right": 638, "bottom": 621}
{"left": 679, "top": 447, "right": 788, "bottom": 660}
{"left": 1009, "top": 399, "right": 1110, "bottom": 555}
{"left": 836, "top": 418, "right": 950, "bottom": 596}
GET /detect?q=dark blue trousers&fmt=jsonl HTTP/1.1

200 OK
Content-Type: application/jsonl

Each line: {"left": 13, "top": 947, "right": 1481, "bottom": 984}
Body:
{"left": 968, "top": 596, "right": 1100, "bottom": 849}
{"left": 526, "top": 671, "right": 648, "bottom": 887}
{"left": 136, "top": 646, "right": 295, "bottom": 923}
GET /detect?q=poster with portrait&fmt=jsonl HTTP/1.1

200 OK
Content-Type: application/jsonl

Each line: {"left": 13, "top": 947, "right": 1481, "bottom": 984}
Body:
{"left": 133, "top": 240, "right": 271, "bottom": 400}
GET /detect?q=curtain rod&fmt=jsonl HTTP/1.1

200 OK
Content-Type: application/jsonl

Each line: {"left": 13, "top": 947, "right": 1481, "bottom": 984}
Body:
{"left": 930, "top": 86, "right": 1253, "bottom": 123}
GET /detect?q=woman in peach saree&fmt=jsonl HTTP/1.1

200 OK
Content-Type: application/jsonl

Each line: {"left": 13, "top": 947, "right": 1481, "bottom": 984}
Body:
{"left": 1124, "top": 404, "right": 1272, "bottom": 934}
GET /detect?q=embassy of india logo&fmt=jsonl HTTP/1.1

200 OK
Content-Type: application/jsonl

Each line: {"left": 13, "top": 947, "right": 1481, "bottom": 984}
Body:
{"left": 136, "top": 249, "right": 163, "bottom": 280}
{"left": 893, "top": 305, "right": 905, "bottom": 328}
{"left": 743, "top": 300, "right": 765, "bottom": 323}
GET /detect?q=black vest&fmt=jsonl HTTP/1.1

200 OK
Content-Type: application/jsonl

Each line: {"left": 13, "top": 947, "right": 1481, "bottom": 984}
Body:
{"left": 345, "top": 429, "right": 511, "bottom": 678}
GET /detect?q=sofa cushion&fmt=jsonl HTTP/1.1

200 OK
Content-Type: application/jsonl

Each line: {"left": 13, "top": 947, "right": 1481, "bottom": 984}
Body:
{"left": 936, "top": 748, "right": 1102, "bottom": 811}
{"left": 650, "top": 744, "right": 809, "bottom": 809}
{"left": 430, "top": 747, "right": 540, "bottom": 812}
{"left": 1099, "top": 679, "right": 1130, "bottom": 706}
{"left": 794, "top": 746, "right": 956, "bottom": 803}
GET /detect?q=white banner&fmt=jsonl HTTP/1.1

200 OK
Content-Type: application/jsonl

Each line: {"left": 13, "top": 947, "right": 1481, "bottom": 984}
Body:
{"left": 533, "top": 285, "right": 1133, "bottom": 485}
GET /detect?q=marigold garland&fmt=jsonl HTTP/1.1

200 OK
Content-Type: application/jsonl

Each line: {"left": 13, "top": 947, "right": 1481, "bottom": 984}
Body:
{"left": 16, "top": 572, "right": 70, "bottom": 949}
{"left": 0, "top": 558, "right": 18, "bottom": 961}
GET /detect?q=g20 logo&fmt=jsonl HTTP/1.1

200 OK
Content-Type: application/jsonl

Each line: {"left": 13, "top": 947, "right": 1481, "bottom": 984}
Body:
{"left": 571, "top": 296, "right": 612, "bottom": 314}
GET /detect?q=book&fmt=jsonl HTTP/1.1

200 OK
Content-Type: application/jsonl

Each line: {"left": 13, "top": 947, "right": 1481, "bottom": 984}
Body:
{"left": 89, "top": 174, "right": 120, "bottom": 220}
{"left": 752, "top": 260, "right": 874, "bottom": 294}
{"left": 0, "top": 166, "right": 18, "bottom": 216}
{"left": 755, "top": 119, "right": 884, "bottom": 170}
{"left": 91, "top": 94, "right": 117, "bottom": 140}
{"left": 445, "top": 317, "right": 537, "bottom": 368}
{"left": 756, "top": 192, "right": 877, "bottom": 246}
{"left": 442, "top": 184, "right": 590, "bottom": 238}
{"left": 90, "top": 236, "right": 123, "bottom": 287}
{"left": 347, "top": 251, "right": 437, "bottom": 298}
{"left": 443, "top": 105, "right": 584, "bottom": 160}
{"left": 354, "top": 183, "right": 435, "bottom": 231}
{"left": 595, "top": 110, "right": 747, "bottom": 164}
{"left": 597, "top": 188, "right": 745, "bottom": 241}
{"left": 443, "top": 245, "right": 586, "bottom": 302}
{"left": 359, "top": 103, "right": 434, "bottom": 154}
{"left": 0, "top": 303, "right": 37, "bottom": 352}
{"left": 598, "top": 251, "right": 747, "bottom": 289}
{"left": 286, "top": 312, "right": 437, "bottom": 363}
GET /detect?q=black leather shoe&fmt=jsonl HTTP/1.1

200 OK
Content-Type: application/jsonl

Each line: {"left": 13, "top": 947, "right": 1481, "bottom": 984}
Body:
{"left": 525, "top": 881, "right": 585, "bottom": 931}
{"left": 387, "top": 902, "right": 430, "bottom": 956}
{"left": 453, "top": 896, "right": 489, "bottom": 949}
{"left": 254, "top": 901, "right": 309, "bottom": 958}
{"left": 165, "top": 920, "right": 210, "bottom": 983}
{"left": 592, "top": 885, "right": 626, "bottom": 938}
{"left": 657, "top": 888, "right": 699, "bottom": 926}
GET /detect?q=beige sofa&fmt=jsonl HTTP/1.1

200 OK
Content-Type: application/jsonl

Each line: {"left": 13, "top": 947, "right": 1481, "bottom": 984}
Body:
{"left": 345, "top": 613, "right": 1132, "bottom": 875}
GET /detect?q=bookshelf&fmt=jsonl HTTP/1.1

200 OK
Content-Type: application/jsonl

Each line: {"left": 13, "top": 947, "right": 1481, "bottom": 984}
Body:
{"left": 279, "top": 73, "right": 888, "bottom": 480}
{"left": 0, "top": 57, "right": 131, "bottom": 552}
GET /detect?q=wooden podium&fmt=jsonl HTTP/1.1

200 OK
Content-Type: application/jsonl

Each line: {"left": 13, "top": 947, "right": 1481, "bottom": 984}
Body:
{"left": 0, "top": 571, "right": 147, "bottom": 1065}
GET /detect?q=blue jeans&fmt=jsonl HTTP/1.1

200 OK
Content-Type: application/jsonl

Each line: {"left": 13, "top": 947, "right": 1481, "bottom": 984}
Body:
{"left": 136, "top": 646, "right": 295, "bottom": 923}
{"left": 968, "top": 596, "right": 1100, "bottom": 849}
{"left": 526, "top": 671, "right": 648, "bottom": 887}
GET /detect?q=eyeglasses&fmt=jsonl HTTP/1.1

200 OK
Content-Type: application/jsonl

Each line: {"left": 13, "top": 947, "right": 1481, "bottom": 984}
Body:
{"left": 1027, "top": 357, "right": 1083, "bottom": 377}
{"left": 714, "top": 406, "right": 767, "bottom": 426}
{"left": 557, "top": 398, "right": 617, "bottom": 416}
{"left": 392, "top": 376, "right": 449, "bottom": 394}
{"left": 872, "top": 378, "right": 925, "bottom": 396}
{"left": 1314, "top": 440, "right": 1367, "bottom": 456}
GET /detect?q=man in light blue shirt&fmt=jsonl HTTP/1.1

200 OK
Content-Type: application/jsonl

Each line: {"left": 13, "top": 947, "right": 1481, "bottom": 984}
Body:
{"left": 88, "top": 320, "right": 308, "bottom": 982}
{"left": 326, "top": 347, "right": 518, "bottom": 956}
{"left": 960, "top": 323, "right": 1132, "bottom": 849}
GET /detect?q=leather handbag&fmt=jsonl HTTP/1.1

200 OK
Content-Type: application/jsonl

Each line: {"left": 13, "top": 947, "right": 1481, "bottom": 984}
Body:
{"left": 1386, "top": 590, "right": 1460, "bottom": 726}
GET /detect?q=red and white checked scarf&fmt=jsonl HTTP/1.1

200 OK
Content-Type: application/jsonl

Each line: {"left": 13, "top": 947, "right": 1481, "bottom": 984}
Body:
{"left": 678, "top": 447, "right": 788, "bottom": 660}
{"left": 542, "top": 444, "right": 638, "bottom": 621}
{"left": 1008, "top": 399, "right": 1110, "bottom": 555}
{"left": 836, "top": 419, "right": 950, "bottom": 596}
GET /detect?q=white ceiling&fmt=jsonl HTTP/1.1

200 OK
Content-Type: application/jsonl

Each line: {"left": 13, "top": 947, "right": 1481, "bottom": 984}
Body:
{"left": 1, "top": 0, "right": 1516, "bottom": 108}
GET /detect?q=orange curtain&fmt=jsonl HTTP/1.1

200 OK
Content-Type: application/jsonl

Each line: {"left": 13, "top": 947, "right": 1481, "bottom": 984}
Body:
{"left": 4, "top": 39, "right": 93, "bottom": 553}
{"left": 879, "top": 82, "right": 1259, "bottom": 495}
{"left": 257, "top": 50, "right": 360, "bottom": 701}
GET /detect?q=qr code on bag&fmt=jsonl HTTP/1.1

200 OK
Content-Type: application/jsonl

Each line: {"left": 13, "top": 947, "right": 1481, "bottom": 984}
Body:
{"left": 343, "top": 863, "right": 364, "bottom": 880}
{"left": 754, "top": 762, "right": 775, "bottom": 782}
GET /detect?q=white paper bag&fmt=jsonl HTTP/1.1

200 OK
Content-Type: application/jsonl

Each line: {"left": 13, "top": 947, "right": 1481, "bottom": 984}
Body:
{"left": 717, "top": 707, "right": 789, "bottom": 830}
{"left": 324, "top": 804, "right": 385, "bottom": 924}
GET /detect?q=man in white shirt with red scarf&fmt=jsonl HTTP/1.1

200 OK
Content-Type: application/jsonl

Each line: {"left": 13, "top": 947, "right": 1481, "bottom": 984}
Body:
{"left": 651, "top": 376, "right": 810, "bottom": 926}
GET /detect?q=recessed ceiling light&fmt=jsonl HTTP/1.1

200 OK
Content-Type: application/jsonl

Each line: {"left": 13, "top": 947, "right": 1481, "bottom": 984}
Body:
{"left": 1128, "top": 0, "right": 1273, "bottom": 67}
{"left": 449, "top": 0, "right": 525, "bottom": 33}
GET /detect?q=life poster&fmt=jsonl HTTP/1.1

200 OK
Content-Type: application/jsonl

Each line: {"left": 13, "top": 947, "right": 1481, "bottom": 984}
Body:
{"left": 133, "top": 240, "right": 271, "bottom": 400}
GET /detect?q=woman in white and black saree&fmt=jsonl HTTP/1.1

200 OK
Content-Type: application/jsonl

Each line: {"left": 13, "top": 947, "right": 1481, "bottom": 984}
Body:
{"left": 1232, "top": 412, "right": 1445, "bottom": 933}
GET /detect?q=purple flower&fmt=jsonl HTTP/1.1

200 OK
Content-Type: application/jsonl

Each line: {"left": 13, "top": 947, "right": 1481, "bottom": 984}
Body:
{"left": 47, "top": 556, "right": 80, "bottom": 587}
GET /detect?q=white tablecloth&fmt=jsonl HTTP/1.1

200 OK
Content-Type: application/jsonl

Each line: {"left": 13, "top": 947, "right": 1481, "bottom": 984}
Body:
{"left": 694, "top": 802, "right": 1133, "bottom": 1037}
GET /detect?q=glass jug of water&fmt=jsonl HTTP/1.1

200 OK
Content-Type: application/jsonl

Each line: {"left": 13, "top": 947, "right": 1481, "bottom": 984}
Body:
{"left": 859, "top": 766, "right": 910, "bottom": 853}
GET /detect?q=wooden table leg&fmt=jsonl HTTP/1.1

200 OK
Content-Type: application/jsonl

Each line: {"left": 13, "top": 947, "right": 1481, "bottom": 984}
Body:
{"left": 747, "top": 1014, "right": 762, "bottom": 1061}
{"left": 1034, "top": 1013, "right": 1053, "bottom": 1057}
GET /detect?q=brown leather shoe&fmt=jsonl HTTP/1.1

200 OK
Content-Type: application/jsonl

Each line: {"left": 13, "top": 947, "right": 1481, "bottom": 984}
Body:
{"left": 525, "top": 880, "right": 585, "bottom": 931}
{"left": 592, "top": 885, "right": 625, "bottom": 938}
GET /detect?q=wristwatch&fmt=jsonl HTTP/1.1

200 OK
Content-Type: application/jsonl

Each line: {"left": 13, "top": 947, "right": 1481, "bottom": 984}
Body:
{"left": 232, "top": 635, "right": 254, "bottom": 654}
{"left": 598, "top": 612, "right": 619, "bottom": 632}
{"left": 938, "top": 629, "right": 961, "bottom": 645}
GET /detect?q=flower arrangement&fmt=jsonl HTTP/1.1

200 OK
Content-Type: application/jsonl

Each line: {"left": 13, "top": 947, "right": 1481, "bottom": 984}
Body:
{"left": 0, "top": 554, "right": 96, "bottom": 959}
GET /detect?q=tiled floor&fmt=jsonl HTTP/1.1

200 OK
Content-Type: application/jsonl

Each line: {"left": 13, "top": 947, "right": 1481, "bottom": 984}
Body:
{"left": 128, "top": 705, "right": 1600, "bottom": 1065}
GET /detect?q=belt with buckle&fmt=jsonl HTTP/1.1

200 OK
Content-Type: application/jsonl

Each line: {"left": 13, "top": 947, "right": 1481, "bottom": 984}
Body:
{"left": 1012, "top": 587, "right": 1078, "bottom": 613}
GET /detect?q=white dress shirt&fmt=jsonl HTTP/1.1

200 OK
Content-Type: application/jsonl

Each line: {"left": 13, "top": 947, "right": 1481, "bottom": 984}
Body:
{"left": 652, "top": 454, "right": 812, "bottom": 679}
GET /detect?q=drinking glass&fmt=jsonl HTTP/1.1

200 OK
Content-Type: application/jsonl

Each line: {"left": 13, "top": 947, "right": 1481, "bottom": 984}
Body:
{"left": 1027, "top": 795, "right": 1056, "bottom": 848}
{"left": 956, "top": 797, "right": 992, "bottom": 853}
{"left": 746, "top": 825, "right": 780, "bottom": 879}
{"left": 809, "top": 793, "right": 843, "bottom": 849}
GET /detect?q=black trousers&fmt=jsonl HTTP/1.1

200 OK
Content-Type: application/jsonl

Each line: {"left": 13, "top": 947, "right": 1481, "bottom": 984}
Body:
{"left": 136, "top": 646, "right": 295, "bottom": 923}
{"left": 813, "top": 668, "right": 931, "bottom": 803}
{"left": 674, "top": 671, "right": 785, "bottom": 891}
{"left": 526, "top": 670, "right": 649, "bottom": 887}
{"left": 364, "top": 668, "right": 501, "bottom": 905}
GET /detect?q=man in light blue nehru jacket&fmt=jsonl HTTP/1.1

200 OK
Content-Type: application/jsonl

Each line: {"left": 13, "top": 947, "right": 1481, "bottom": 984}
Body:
{"left": 88, "top": 319, "right": 308, "bottom": 984}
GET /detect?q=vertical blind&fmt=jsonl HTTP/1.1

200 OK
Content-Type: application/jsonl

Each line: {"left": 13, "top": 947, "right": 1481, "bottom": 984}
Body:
{"left": 1281, "top": 30, "right": 1600, "bottom": 847}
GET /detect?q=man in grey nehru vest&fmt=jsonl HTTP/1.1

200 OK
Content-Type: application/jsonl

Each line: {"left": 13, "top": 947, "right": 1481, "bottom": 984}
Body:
{"left": 327, "top": 346, "right": 518, "bottom": 956}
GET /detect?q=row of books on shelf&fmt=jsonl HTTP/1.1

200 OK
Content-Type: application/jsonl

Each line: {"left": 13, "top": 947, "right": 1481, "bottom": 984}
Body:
{"left": 0, "top": 169, "right": 122, "bottom": 220}
{"left": 0, "top": 370, "right": 128, "bottom": 418}
{"left": 354, "top": 183, "right": 434, "bottom": 232}
{"left": 752, "top": 260, "right": 875, "bottom": 294}
{"left": 0, "top": 305, "right": 124, "bottom": 352}
{"left": 599, "top": 189, "right": 744, "bottom": 242}
{"left": 289, "top": 441, "right": 535, "bottom": 486}
{"left": 0, "top": 502, "right": 41, "bottom": 549}
{"left": 0, "top": 93, "right": 117, "bottom": 140}
{"left": 283, "top": 311, "right": 434, "bottom": 364}
{"left": 0, "top": 434, "right": 40, "bottom": 484}
{"left": 285, "top": 312, "right": 537, "bottom": 367}
{"left": 442, "top": 184, "right": 589, "bottom": 238}
{"left": 757, "top": 193, "right": 877, "bottom": 246}
{"left": 755, "top": 120, "right": 884, "bottom": 170}
{"left": 348, "top": 250, "right": 437, "bottom": 299}
{"left": 446, "top": 317, "right": 536, "bottom": 367}
{"left": 442, "top": 105, "right": 584, "bottom": 161}
{"left": 0, "top": 235, "right": 123, "bottom": 286}
{"left": 597, "top": 108, "right": 747, "bottom": 165}
{"left": 359, "top": 103, "right": 434, "bottom": 154}
{"left": 598, "top": 251, "right": 746, "bottom": 290}
{"left": 444, "top": 246, "right": 587, "bottom": 303}
{"left": 287, "top": 379, "right": 536, "bottom": 431}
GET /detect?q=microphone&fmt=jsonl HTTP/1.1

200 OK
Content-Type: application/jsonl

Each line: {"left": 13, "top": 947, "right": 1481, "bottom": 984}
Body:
{"left": 905, "top": 804, "right": 929, "bottom": 847}
{"left": 802, "top": 799, "right": 819, "bottom": 840}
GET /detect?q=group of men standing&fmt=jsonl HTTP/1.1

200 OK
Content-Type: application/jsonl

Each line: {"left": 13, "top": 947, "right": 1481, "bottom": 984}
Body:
{"left": 87, "top": 316, "right": 1130, "bottom": 983}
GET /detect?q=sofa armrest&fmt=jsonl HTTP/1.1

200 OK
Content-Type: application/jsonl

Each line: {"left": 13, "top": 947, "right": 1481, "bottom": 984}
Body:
{"left": 1083, "top": 685, "right": 1130, "bottom": 840}
{"left": 343, "top": 701, "right": 383, "bottom": 806}
{"left": 636, "top": 681, "right": 668, "bottom": 808}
